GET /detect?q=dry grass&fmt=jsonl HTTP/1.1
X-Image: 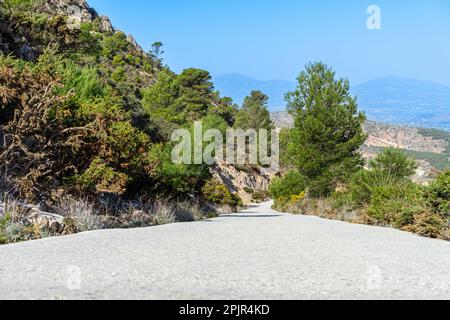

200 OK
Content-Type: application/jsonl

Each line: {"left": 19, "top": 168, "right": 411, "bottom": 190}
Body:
{"left": 150, "top": 202, "right": 177, "bottom": 225}
{"left": 53, "top": 197, "right": 102, "bottom": 232}
{"left": 273, "top": 196, "right": 370, "bottom": 225}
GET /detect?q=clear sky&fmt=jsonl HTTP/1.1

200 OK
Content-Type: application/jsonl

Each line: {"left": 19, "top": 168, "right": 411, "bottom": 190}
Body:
{"left": 88, "top": 0, "right": 450, "bottom": 86}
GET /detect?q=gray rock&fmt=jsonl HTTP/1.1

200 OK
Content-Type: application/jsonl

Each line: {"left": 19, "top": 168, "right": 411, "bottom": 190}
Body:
{"left": 18, "top": 44, "right": 35, "bottom": 61}
{"left": 99, "top": 16, "right": 113, "bottom": 33}
{"left": 126, "top": 34, "right": 144, "bottom": 53}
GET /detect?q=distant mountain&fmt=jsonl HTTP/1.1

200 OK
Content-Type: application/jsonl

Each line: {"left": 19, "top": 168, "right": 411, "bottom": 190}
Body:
{"left": 352, "top": 76, "right": 450, "bottom": 131}
{"left": 215, "top": 74, "right": 450, "bottom": 131}
{"left": 213, "top": 73, "right": 295, "bottom": 112}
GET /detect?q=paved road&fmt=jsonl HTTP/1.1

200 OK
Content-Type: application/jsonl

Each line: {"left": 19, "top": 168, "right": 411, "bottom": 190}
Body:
{"left": 0, "top": 201, "right": 449, "bottom": 300}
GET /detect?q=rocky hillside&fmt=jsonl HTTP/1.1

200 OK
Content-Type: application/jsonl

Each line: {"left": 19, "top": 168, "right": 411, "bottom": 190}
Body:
{"left": 1, "top": 0, "right": 114, "bottom": 59}
{"left": 364, "top": 121, "right": 448, "bottom": 154}
{"left": 0, "top": 0, "right": 271, "bottom": 210}
{"left": 211, "top": 161, "right": 273, "bottom": 205}
{"left": 272, "top": 111, "right": 450, "bottom": 182}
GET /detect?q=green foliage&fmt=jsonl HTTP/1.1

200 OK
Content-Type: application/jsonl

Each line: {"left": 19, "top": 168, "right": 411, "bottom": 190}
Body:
{"left": 57, "top": 62, "right": 104, "bottom": 103}
{"left": 78, "top": 158, "right": 129, "bottom": 195}
{"left": 142, "top": 70, "right": 183, "bottom": 124}
{"left": 350, "top": 168, "right": 398, "bottom": 205}
{"left": 279, "top": 128, "right": 294, "bottom": 166}
{"left": 176, "top": 68, "right": 215, "bottom": 121}
{"left": 101, "top": 31, "right": 129, "bottom": 58}
{"left": 2, "top": 0, "right": 34, "bottom": 13}
{"left": 201, "top": 114, "right": 229, "bottom": 135}
{"left": 234, "top": 90, "right": 274, "bottom": 131}
{"left": 111, "top": 66, "right": 126, "bottom": 82}
{"left": 363, "top": 145, "right": 450, "bottom": 172}
{"left": 202, "top": 178, "right": 243, "bottom": 207}
{"left": 105, "top": 121, "right": 150, "bottom": 168}
{"left": 147, "top": 144, "right": 210, "bottom": 194}
{"left": 209, "top": 96, "right": 238, "bottom": 126}
{"left": 0, "top": 213, "right": 12, "bottom": 244}
{"left": 269, "top": 170, "right": 306, "bottom": 200}
{"left": 327, "top": 153, "right": 448, "bottom": 239}
{"left": 148, "top": 41, "right": 164, "bottom": 63}
{"left": 366, "top": 180, "right": 446, "bottom": 239}
{"left": 285, "top": 62, "right": 366, "bottom": 196}
{"left": 142, "top": 68, "right": 234, "bottom": 136}
{"left": 424, "top": 170, "right": 450, "bottom": 216}
{"left": 350, "top": 149, "right": 418, "bottom": 204}
{"left": 367, "top": 182, "right": 423, "bottom": 227}
{"left": 0, "top": 213, "right": 35, "bottom": 245}
{"left": 369, "top": 148, "right": 418, "bottom": 179}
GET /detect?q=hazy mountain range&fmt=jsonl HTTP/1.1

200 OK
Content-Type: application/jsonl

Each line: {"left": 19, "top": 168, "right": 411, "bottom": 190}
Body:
{"left": 213, "top": 74, "right": 450, "bottom": 131}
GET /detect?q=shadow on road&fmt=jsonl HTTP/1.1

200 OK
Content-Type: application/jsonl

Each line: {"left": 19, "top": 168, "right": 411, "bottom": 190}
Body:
{"left": 220, "top": 214, "right": 282, "bottom": 218}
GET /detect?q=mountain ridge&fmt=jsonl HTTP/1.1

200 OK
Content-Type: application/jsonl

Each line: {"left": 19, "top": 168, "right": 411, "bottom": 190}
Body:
{"left": 215, "top": 73, "right": 450, "bottom": 131}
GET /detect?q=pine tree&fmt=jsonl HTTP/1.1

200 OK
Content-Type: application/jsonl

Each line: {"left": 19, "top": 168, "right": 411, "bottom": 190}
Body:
{"left": 234, "top": 90, "right": 274, "bottom": 131}
{"left": 285, "top": 62, "right": 367, "bottom": 196}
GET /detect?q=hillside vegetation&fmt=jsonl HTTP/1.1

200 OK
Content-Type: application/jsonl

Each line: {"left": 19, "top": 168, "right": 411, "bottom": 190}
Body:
{"left": 0, "top": 0, "right": 275, "bottom": 244}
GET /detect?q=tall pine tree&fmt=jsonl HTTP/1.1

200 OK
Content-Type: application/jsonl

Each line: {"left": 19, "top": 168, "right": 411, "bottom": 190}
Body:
{"left": 285, "top": 62, "right": 366, "bottom": 196}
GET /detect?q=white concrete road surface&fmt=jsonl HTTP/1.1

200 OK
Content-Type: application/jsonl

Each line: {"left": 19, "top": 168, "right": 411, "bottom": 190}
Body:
{"left": 0, "top": 201, "right": 449, "bottom": 300}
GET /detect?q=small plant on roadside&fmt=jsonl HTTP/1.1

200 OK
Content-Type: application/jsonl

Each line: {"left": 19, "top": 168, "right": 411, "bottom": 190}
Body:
{"left": 269, "top": 170, "right": 306, "bottom": 201}
{"left": 54, "top": 197, "right": 102, "bottom": 232}
{"left": 202, "top": 178, "right": 243, "bottom": 207}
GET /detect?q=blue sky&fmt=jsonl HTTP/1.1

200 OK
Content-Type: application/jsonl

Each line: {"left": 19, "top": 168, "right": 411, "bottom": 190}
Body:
{"left": 88, "top": 0, "right": 450, "bottom": 86}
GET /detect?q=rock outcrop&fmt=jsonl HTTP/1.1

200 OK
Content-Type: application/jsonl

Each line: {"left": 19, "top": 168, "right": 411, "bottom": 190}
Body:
{"left": 41, "top": 0, "right": 98, "bottom": 22}
{"left": 364, "top": 121, "right": 448, "bottom": 154}
{"left": 211, "top": 161, "right": 275, "bottom": 205}
{"left": 0, "top": 201, "right": 65, "bottom": 233}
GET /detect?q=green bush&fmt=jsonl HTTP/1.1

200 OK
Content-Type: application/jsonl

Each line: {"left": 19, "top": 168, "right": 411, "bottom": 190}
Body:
{"left": 148, "top": 144, "right": 210, "bottom": 194}
{"left": 2, "top": 0, "right": 34, "bottom": 12}
{"left": 350, "top": 148, "right": 418, "bottom": 204}
{"left": 369, "top": 148, "right": 418, "bottom": 179}
{"left": 0, "top": 213, "right": 35, "bottom": 244}
{"left": 350, "top": 169, "right": 397, "bottom": 204}
{"left": 106, "top": 121, "right": 150, "bottom": 168}
{"left": 58, "top": 63, "right": 104, "bottom": 103}
{"left": 202, "top": 179, "right": 242, "bottom": 207}
{"left": 78, "top": 158, "right": 129, "bottom": 195}
{"left": 269, "top": 170, "right": 306, "bottom": 200}
{"left": 111, "top": 66, "right": 126, "bottom": 82}
{"left": 367, "top": 182, "right": 423, "bottom": 227}
{"left": 101, "top": 31, "right": 129, "bottom": 58}
{"left": 251, "top": 190, "right": 269, "bottom": 203}
{"left": 425, "top": 170, "right": 449, "bottom": 217}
